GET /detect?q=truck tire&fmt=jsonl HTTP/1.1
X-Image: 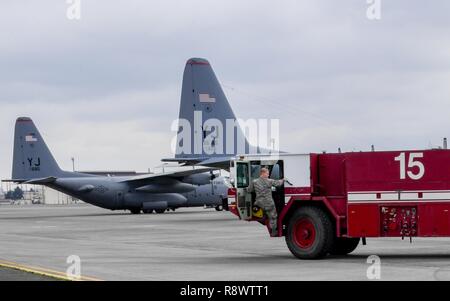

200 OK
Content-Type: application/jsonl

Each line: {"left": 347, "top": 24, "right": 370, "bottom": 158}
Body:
{"left": 329, "top": 238, "right": 360, "bottom": 255}
{"left": 285, "top": 206, "right": 334, "bottom": 259}
{"left": 155, "top": 209, "right": 166, "bottom": 214}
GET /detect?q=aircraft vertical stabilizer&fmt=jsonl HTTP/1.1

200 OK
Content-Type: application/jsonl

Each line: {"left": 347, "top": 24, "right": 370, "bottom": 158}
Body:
{"left": 175, "top": 58, "right": 251, "bottom": 159}
{"left": 12, "top": 117, "right": 64, "bottom": 181}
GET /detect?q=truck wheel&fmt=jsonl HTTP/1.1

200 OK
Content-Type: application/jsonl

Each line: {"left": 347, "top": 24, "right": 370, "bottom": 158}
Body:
{"left": 330, "top": 238, "right": 360, "bottom": 255}
{"left": 155, "top": 209, "right": 166, "bottom": 214}
{"left": 285, "top": 206, "right": 334, "bottom": 259}
{"left": 130, "top": 209, "right": 141, "bottom": 214}
{"left": 215, "top": 205, "right": 223, "bottom": 211}
{"left": 142, "top": 209, "right": 154, "bottom": 214}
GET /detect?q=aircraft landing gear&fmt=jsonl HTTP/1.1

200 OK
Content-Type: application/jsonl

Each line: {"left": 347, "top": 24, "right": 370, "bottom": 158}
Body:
{"left": 222, "top": 198, "right": 229, "bottom": 211}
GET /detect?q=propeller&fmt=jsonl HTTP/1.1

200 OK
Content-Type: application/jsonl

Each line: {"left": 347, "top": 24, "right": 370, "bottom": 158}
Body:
{"left": 210, "top": 170, "right": 219, "bottom": 181}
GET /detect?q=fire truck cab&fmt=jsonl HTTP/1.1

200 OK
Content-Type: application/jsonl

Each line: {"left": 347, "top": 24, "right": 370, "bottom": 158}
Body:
{"left": 228, "top": 150, "right": 450, "bottom": 259}
{"left": 232, "top": 157, "right": 285, "bottom": 220}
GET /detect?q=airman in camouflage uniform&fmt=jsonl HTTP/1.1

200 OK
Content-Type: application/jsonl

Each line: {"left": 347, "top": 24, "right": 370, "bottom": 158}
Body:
{"left": 251, "top": 167, "right": 284, "bottom": 236}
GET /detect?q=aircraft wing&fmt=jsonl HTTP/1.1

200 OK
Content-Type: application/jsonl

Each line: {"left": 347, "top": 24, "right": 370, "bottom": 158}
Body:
{"left": 119, "top": 167, "right": 217, "bottom": 183}
{"left": 1, "top": 177, "right": 58, "bottom": 184}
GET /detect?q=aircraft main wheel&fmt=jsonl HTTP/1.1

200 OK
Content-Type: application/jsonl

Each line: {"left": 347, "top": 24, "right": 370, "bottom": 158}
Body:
{"left": 329, "top": 238, "right": 360, "bottom": 255}
{"left": 155, "top": 209, "right": 166, "bottom": 214}
{"left": 130, "top": 209, "right": 141, "bottom": 214}
{"left": 285, "top": 206, "right": 334, "bottom": 259}
{"left": 215, "top": 205, "right": 223, "bottom": 211}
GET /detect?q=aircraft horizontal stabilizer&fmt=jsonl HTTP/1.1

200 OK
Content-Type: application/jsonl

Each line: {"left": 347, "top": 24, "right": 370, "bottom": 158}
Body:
{"left": 119, "top": 167, "right": 217, "bottom": 183}
{"left": 195, "top": 157, "right": 232, "bottom": 169}
{"left": 162, "top": 156, "right": 233, "bottom": 170}
{"left": 1, "top": 179, "right": 27, "bottom": 183}
{"left": 161, "top": 157, "right": 207, "bottom": 165}
{"left": 23, "top": 176, "right": 57, "bottom": 185}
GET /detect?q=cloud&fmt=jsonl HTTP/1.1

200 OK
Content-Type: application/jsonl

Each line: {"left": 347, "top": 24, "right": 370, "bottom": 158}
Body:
{"left": 1, "top": 0, "right": 450, "bottom": 180}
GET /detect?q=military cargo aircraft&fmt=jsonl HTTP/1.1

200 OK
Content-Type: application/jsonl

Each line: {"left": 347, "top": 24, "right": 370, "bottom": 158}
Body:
{"left": 3, "top": 117, "right": 229, "bottom": 214}
{"left": 1, "top": 58, "right": 242, "bottom": 214}
{"left": 3, "top": 57, "right": 270, "bottom": 214}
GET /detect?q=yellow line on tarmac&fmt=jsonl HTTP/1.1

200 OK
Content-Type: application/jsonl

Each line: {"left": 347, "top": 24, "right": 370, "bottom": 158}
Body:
{"left": 0, "top": 259, "right": 102, "bottom": 281}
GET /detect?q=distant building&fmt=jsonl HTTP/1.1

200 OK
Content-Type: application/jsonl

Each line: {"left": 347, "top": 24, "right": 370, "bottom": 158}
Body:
{"left": 4, "top": 185, "right": 79, "bottom": 205}
{"left": 42, "top": 187, "right": 79, "bottom": 205}
{"left": 23, "top": 188, "right": 42, "bottom": 204}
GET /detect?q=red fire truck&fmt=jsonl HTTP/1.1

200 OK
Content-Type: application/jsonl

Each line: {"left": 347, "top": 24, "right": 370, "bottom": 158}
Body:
{"left": 227, "top": 150, "right": 450, "bottom": 259}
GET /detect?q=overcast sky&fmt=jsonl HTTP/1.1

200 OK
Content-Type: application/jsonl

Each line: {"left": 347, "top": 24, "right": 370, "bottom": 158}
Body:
{"left": 1, "top": 0, "right": 450, "bottom": 181}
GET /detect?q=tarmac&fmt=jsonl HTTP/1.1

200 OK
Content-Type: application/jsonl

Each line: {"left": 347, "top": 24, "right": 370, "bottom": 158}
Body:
{"left": 0, "top": 266, "right": 60, "bottom": 281}
{"left": 1, "top": 204, "right": 450, "bottom": 281}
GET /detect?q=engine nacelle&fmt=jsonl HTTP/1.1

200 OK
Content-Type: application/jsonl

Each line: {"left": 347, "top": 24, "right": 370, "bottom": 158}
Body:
{"left": 182, "top": 172, "right": 216, "bottom": 186}
{"left": 142, "top": 201, "right": 168, "bottom": 210}
{"left": 136, "top": 181, "right": 195, "bottom": 193}
{"left": 125, "top": 192, "right": 188, "bottom": 209}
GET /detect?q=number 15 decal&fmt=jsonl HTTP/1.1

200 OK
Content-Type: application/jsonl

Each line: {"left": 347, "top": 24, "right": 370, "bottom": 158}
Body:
{"left": 394, "top": 152, "right": 425, "bottom": 180}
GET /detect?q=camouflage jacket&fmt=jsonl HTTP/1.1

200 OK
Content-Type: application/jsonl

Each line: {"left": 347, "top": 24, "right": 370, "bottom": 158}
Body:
{"left": 250, "top": 177, "right": 283, "bottom": 208}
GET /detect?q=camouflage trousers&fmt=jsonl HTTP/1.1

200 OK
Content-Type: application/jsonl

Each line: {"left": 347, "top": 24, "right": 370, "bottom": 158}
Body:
{"left": 263, "top": 205, "right": 278, "bottom": 232}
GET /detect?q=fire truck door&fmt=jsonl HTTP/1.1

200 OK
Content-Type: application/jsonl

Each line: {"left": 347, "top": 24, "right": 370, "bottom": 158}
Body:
{"left": 269, "top": 161, "right": 285, "bottom": 214}
{"left": 235, "top": 161, "right": 253, "bottom": 220}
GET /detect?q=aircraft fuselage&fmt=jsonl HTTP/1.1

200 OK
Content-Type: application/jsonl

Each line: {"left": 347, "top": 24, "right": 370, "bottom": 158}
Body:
{"left": 43, "top": 173, "right": 227, "bottom": 212}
